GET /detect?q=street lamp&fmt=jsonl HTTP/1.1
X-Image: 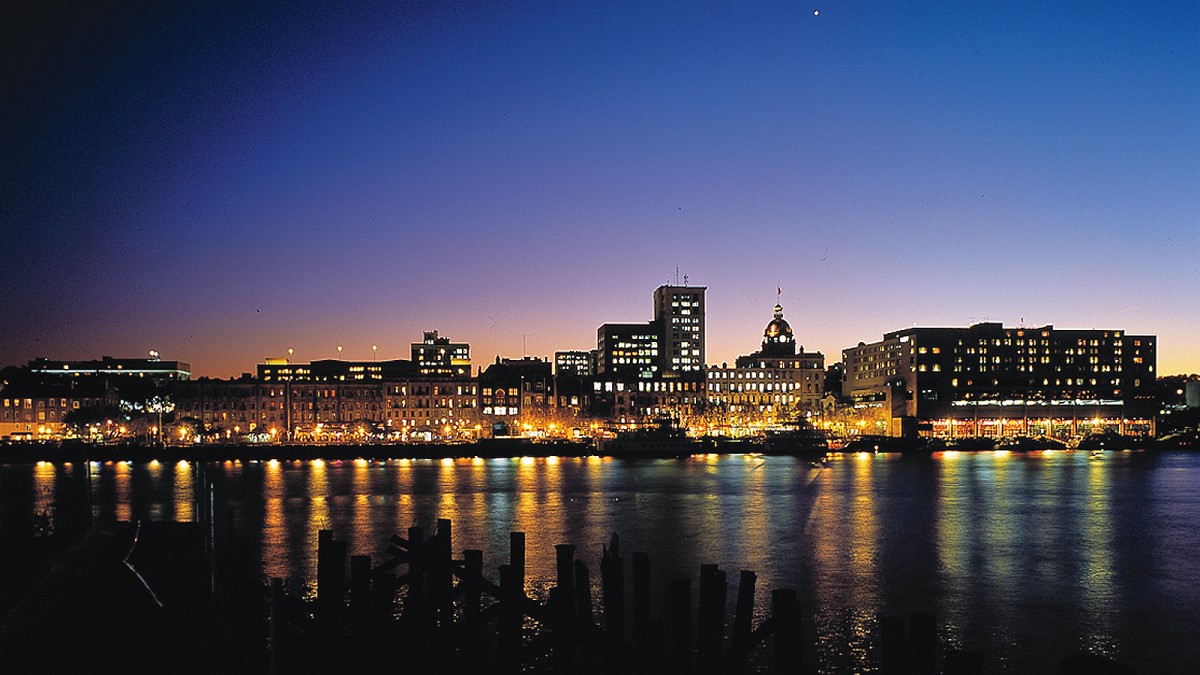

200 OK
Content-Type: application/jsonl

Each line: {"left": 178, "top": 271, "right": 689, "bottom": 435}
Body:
{"left": 372, "top": 344, "right": 378, "bottom": 361}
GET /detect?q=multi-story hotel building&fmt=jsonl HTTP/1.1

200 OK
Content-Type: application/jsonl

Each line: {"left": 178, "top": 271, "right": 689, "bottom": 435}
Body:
{"left": 842, "top": 323, "right": 1157, "bottom": 438}
{"left": 707, "top": 303, "right": 825, "bottom": 418}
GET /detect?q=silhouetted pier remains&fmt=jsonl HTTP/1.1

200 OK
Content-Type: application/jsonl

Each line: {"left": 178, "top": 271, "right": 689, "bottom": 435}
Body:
{"left": 265, "top": 520, "right": 821, "bottom": 674}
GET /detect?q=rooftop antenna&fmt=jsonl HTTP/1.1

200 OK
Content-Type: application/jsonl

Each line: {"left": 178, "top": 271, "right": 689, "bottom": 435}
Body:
{"left": 675, "top": 266, "right": 680, "bottom": 285}
{"left": 683, "top": 274, "right": 689, "bottom": 287}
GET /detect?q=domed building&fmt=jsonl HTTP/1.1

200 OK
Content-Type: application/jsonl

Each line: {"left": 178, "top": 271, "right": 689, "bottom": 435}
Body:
{"left": 707, "top": 301, "right": 825, "bottom": 416}
{"left": 759, "top": 304, "right": 797, "bottom": 358}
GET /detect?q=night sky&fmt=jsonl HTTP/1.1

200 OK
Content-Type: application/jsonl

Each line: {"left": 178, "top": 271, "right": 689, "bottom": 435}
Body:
{"left": 3, "top": 1, "right": 1197, "bottom": 377}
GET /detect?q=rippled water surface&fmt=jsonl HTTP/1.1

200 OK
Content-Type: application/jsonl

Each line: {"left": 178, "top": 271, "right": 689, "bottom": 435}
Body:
{"left": 4, "top": 450, "right": 1198, "bottom": 672}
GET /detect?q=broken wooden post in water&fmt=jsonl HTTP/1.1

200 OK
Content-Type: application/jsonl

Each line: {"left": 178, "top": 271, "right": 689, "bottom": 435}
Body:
{"left": 698, "top": 563, "right": 727, "bottom": 672}
{"left": 772, "top": 588, "right": 802, "bottom": 673}
{"left": 669, "top": 576, "right": 693, "bottom": 673}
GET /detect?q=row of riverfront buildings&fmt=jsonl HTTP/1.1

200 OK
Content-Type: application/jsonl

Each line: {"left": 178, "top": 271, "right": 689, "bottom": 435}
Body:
{"left": 1, "top": 284, "right": 1159, "bottom": 441}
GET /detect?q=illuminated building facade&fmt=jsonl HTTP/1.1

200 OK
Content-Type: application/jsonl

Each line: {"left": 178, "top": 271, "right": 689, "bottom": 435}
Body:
{"left": 553, "top": 350, "right": 594, "bottom": 411}
{"left": 707, "top": 303, "right": 825, "bottom": 417}
{"left": 842, "top": 323, "right": 1157, "bottom": 437}
{"left": 654, "top": 284, "right": 706, "bottom": 379}
{"left": 590, "top": 284, "right": 708, "bottom": 420}
{"left": 596, "top": 323, "right": 659, "bottom": 380}
{"left": 384, "top": 378, "right": 478, "bottom": 439}
{"left": 1, "top": 380, "right": 115, "bottom": 440}
{"left": 30, "top": 354, "right": 191, "bottom": 381}
{"left": 479, "top": 357, "right": 553, "bottom": 431}
{"left": 412, "top": 330, "right": 471, "bottom": 378}
{"left": 257, "top": 358, "right": 415, "bottom": 382}
{"left": 173, "top": 376, "right": 479, "bottom": 441}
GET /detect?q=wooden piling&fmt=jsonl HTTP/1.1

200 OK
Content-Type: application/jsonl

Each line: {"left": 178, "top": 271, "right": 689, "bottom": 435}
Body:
{"left": 510, "top": 531, "right": 525, "bottom": 588}
{"left": 433, "top": 519, "right": 454, "bottom": 626}
{"left": 697, "top": 564, "right": 726, "bottom": 669}
{"left": 574, "top": 559, "right": 593, "bottom": 625}
{"left": 732, "top": 570, "right": 756, "bottom": 646}
{"left": 909, "top": 612, "right": 937, "bottom": 674}
{"left": 555, "top": 543, "right": 577, "bottom": 615}
{"left": 317, "top": 529, "right": 346, "bottom": 623}
{"left": 463, "top": 549, "right": 484, "bottom": 632}
{"left": 600, "top": 534, "right": 625, "bottom": 641}
{"left": 497, "top": 563, "right": 521, "bottom": 674}
{"left": 349, "top": 554, "right": 371, "bottom": 630}
{"left": 772, "top": 589, "right": 802, "bottom": 673}
{"left": 668, "top": 577, "right": 693, "bottom": 673}
{"left": 633, "top": 551, "right": 651, "bottom": 630}
{"left": 879, "top": 614, "right": 906, "bottom": 674}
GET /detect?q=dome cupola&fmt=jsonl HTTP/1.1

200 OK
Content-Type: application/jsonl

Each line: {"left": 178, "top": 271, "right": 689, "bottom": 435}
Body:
{"left": 761, "top": 304, "right": 797, "bottom": 356}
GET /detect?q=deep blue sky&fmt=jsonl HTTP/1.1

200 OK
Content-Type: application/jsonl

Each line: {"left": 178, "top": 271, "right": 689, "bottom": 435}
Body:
{"left": 3, "top": 1, "right": 1197, "bottom": 377}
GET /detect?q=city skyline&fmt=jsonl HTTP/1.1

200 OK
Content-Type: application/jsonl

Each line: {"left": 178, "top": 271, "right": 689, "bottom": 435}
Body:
{"left": 3, "top": 2, "right": 1197, "bottom": 377}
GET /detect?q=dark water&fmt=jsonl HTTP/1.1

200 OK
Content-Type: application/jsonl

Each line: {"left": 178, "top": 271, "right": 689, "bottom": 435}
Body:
{"left": 3, "top": 450, "right": 1199, "bottom": 672}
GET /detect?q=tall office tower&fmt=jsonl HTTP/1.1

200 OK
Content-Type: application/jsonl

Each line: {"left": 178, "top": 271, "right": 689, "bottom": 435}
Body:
{"left": 653, "top": 284, "right": 706, "bottom": 379}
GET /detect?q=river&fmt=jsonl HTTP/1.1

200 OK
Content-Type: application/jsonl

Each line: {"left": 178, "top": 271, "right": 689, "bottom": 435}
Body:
{"left": 2, "top": 449, "right": 1198, "bottom": 672}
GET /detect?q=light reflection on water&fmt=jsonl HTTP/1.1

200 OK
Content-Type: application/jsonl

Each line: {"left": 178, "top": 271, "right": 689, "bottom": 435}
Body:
{"left": 3, "top": 450, "right": 1199, "bottom": 673}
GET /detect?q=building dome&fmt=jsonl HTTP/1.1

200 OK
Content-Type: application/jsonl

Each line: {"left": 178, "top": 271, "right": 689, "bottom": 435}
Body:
{"left": 760, "top": 304, "right": 797, "bottom": 357}
{"left": 764, "top": 304, "right": 793, "bottom": 340}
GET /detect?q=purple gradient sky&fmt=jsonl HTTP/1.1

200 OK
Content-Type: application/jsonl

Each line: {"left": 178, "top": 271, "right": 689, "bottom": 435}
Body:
{"left": 3, "top": 1, "right": 1197, "bottom": 377}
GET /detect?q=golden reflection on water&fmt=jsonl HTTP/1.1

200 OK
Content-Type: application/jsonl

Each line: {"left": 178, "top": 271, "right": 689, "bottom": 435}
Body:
{"left": 302, "top": 459, "right": 330, "bottom": 590}
{"left": 1081, "top": 455, "right": 1117, "bottom": 657}
{"left": 935, "top": 450, "right": 968, "bottom": 631}
{"left": 350, "top": 458, "right": 372, "bottom": 553}
{"left": 32, "top": 462, "right": 56, "bottom": 530}
{"left": 261, "top": 459, "right": 289, "bottom": 580}
{"left": 114, "top": 460, "right": 132, "bottom": 522}
{"left": 809, "top": 453, "right": 880, "bottom": 672}
{"left": 517, "top": 457, "right": 565, "bottom": 592}
{"left": 441, "top": 457, "right": 491, "bottom": 554}
{"left": 173, "top": 460, "right": 193, "bottom": 522}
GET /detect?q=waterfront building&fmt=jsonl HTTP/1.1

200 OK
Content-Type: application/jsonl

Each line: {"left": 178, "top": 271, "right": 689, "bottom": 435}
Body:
{"left": 257, "top": 358, "right": 416, "bottom": 382}
{"left": 596, "top": 323, "right": 660, "bottom": 381}
{"left": 384, "top": 376, "right": 478, "bottom": 440}
{"left": 842, "top": 323, "right": 1157, "bottom": 438}
{"left": 412, "top": 330, "right": 471, "bottom": 378}
{"left": 553, "top": 350, "right": 594, "bottom": 412}
{"left": 707, "top": 302, "right": 825, "bottom": 420}
{"left": 29, "top": 353, "right": 191, "bottom": 382}
{"left": 653, "top": 284, "right": 706, "bottom": 380}
{"left": 478, "top": 357, "right": 553, "bottom": 433}
{"left": 0, "top": 378, "right": 116, "bottom": 440}
{"left": 591, "top": 283, "right": 707, "bottom": 420}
